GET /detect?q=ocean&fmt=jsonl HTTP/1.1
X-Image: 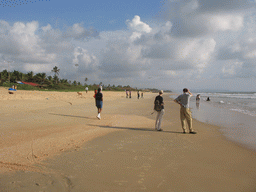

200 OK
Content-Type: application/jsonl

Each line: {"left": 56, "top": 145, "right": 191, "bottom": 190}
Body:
{"left": 171, "top": 92, "right": 256, "bottom": 151}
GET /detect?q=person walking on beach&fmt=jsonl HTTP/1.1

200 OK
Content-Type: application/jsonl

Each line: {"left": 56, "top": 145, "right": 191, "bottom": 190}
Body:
{"left": 85, "top": 87, "right": 88, "bottom": 93}
{"left": 95, "top": 88, "right": 103, "bottom": 120}
{"left": 126, "top": 90, "right": 128, "bottom": 98}
{"left": 129, "top": 90, "right": 131, "bottom": 98}
{"left": 137, "top": 91, "right": 140, "bottom": 99}
{"left": 174, "top": 88, "right": 196, "bottom": 134}
{"left": 154, "top": 90, "right": 164, "bottom": 131}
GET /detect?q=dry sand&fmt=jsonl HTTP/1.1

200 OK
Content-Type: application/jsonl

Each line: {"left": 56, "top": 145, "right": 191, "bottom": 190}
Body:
{"left": 0, "top": 87, "right": 256, "bottom": 192}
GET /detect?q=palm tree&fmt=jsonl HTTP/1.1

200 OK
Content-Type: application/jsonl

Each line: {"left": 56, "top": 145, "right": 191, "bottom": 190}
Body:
{"left": 84, "top": 77, "right": 88, "bottom": 85}
{"left": 0, "top": 70, "right": 8, "bottom": 84}
{"left": 34, "top": 73, "right": 47, "bottom": 84}
{"left": 12, "top": 70, "right": 21, "bottom": 82}
{"left": 51, "top": 66, "right": 60, "bottom": 84}
{"left": 73, "top": 80, "right": 77, "bottom": 86}
{"left": 26, "top": 71, "right": 34, "bottom": 82}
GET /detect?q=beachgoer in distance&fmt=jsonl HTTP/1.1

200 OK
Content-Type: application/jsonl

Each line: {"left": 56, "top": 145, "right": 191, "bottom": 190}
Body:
{"left": 95, "top": 88, "right": 103, "bottom": 120}
{"left": 196, "top": 94, "right": 200, "bottom": 109}
{"left": 196, "top": 94, "right": 200, "bottom": 102}
{"left": 206, "top": 97, "right": 210, "bottom": 101}
{"left": 174, "top": 88, "right": 196, "bottom": 134}
{"left": 154, "top": 90, "right": 165, "bottom": 131}
{"left": 129, "top": 90, "right": 131, "bottom": 98}
{"left": 126, "top": 90, "right": 128, "bottom": 98}
{"left": 85, "top": 87, "right": 88, "bottom": 93}
{"left": 137, "top": 91, "right": 140, "bottom": 99}
{"left": 141, "top": 92, "right": 143, "bottom": 98}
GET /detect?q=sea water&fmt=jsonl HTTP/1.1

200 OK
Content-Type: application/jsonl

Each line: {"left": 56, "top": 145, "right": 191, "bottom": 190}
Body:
{"left": 171, "top": 92, "right": 256, "bottom": 151}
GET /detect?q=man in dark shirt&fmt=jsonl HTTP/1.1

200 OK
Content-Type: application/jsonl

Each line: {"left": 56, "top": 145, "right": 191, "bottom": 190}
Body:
{"left": 154, "top": 90, "right": 164, "bottom": 131}
{"left": 95, "top": 88, "right": 103, "bottom": 119}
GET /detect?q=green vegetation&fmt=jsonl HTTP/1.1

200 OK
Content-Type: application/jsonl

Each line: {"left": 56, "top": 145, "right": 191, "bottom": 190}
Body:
{"left": 0, "top": 67, "right": 146, "bottom": 92}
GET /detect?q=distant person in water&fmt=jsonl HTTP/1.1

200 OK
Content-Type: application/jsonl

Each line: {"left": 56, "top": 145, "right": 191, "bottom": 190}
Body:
{"left": 206, "top": 97, "right": 210, "bottom": 101}
{"left": 196, "top": 94, "right": 200, "bottom": 102}
{"left": 95, "top": 88, "right": 103, "bottom": 120}
{"left": 174, "top": 88, "right": 196, "bottom": 134}
{"left": 196, "top": 94, "right": 200, "bottom": 109}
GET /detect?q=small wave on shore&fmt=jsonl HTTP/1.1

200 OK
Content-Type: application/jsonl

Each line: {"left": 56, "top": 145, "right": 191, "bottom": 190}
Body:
{"left": 189, "top": 92, "right": 256, "bottom": 151}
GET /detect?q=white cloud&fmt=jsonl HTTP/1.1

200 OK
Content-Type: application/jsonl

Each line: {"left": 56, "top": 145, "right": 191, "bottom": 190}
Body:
{"left": 72, "top": 47, "right": 98, "bottom": 73}
{"left": 64, "top": 23, "right": 99, "bottom": 40}
{"left": 0, "top": 21, "right": 57, "bottom": 64}
{"left": 222, "top": 60, "right": 243, "bottom": 76}
{"left": 207, "top": 14, "right": 244, "bottom": 31}
{"left": 42, "top": 24, "right": 52, "bottom": 32}
{"left": 126, "top": 15, "right": 152, "bottom": 33}
{"left": 24, "top": 64, "right": 53, "bottom": 74}
{"left": 162, "top": 0, "right": 248, "bottom": 37}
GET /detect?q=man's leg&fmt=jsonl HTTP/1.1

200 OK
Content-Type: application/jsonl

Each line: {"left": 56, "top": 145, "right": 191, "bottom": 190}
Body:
{"left": 155, "top": 111, "right": 160, "bottom": 129}
{"left": 180, "top": 107, "right": 186, "bottom": 132}
{"left": 184, "top": 108, "right": 193, "bottom": 132}
{"left": 97, "top": 107, "right": 102, "bottom": 119}
{"left": 157, "top": 109, "right": 165, "bottom": 130}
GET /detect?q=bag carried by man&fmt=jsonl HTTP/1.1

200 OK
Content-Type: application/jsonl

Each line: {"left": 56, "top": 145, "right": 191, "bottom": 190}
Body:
{"left": 154, "top": 99, "right": 162, "bottom": 111}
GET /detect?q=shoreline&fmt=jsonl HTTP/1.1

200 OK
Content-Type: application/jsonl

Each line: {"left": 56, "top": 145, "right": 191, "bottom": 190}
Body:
{"left": 1, "top": 89, "right": 256, "bottom": 191}
{"left": 191, "top": 97, "right": 256, "bottom": 152}
{"left": 170, "top": 92, "right": 256, "bottom": 152}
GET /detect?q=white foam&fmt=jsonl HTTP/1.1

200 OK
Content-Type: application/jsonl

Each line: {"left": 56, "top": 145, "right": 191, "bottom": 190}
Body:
{"left": 230, "top": 108, "right": 256, "bottom": 116}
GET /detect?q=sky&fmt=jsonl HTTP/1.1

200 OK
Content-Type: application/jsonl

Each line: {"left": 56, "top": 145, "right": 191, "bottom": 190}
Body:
{"left": 0, "top": 0, "right": 256, "bottom": 92}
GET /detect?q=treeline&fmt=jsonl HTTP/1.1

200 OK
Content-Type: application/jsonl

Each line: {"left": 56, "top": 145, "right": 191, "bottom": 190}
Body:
{"left": 0, "top": 68, "right": 141, "bottom": 92}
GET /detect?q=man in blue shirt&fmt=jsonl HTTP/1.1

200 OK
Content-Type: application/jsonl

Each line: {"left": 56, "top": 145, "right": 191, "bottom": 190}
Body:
{"left": 174, "top": 88, "right": 196, "bottom": 134}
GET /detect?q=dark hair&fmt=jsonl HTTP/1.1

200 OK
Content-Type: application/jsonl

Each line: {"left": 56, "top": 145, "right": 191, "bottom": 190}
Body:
{"left": 98, "top": 88, "right": 101, "bottom": 92}
{"left": 183, "top": 88, "right": 188, "bottom": 93}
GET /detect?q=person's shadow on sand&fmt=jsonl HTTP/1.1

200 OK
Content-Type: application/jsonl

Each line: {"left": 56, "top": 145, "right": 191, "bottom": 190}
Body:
{"left": 49, "top": 113, "right": 184, "bottom": 134}
{"left": 87, "top": 124, "right": 184, "bottom": 134}
{"left": 49, "top": 113, "right": 95, "bottom": 120}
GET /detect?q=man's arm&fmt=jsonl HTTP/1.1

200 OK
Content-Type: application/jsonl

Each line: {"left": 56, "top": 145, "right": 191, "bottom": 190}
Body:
{"left": 161, "top": 97, "right": 164, "bottom": 106}
{"left": 174, "top": 99, "right": 181, "bottom": 106}
{"left": 188, "top": 89, "right": 193, "bottom": 96}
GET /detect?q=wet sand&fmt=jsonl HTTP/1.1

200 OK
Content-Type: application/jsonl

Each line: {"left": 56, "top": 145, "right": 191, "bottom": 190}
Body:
{"left": 0, "top": 88, "right": 256, "bottom": 191}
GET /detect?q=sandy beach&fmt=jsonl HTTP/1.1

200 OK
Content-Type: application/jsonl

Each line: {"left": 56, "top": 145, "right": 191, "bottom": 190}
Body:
{"left": 1, "top": 87, "right": 256, "bottom": 192}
